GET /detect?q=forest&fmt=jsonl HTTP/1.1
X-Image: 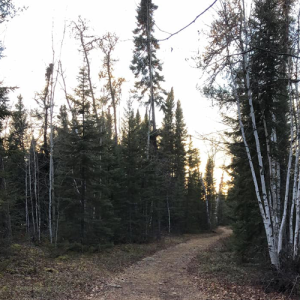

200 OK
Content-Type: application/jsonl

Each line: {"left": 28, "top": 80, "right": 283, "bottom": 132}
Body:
{"left": 0, "top": 1, "right": 224, "bottom": 247}
{"left": 1, "top": 0, "right": 300, "bottom": 299}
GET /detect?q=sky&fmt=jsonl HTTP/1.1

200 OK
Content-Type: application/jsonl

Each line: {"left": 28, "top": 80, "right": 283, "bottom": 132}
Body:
{"left": 0, "top": 0, "right": 231, "bottom": 187}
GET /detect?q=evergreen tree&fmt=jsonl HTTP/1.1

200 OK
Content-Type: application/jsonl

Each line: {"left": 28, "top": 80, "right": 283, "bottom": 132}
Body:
{"left": 201, "top": 0, "right": 294, "bottom": 268}
{"left": 159, "top": 96, "right": 188, "bottom": 233}
{"left": 228, "top": 0, "right": 290, "bottom": 259}
{"left": 159, "top": 89, "right": 175, "bottom": 233}
{"left": 185, "top": 138, "right": 206, "bottom": 232}
{"left": 53, "top": 105, "right": 71, "bottom": 244}
{"left": 173, "top": 100, "right": 187, "bottom": 230}
{"left": 226, "top": 140, "right": 264, "bottom": 259}
{"left": 130, "top": 0, "right": 165, "bottom": 147}
{"left": 0, "top": 85, "right": 13, "bottom": 241}
{"left": 5, "top": 95, "right": 28, "bottom": 237}
{"left": 160, "top": 88, "right": 175, "bottom": 156}
{"left": 55, "top": 67, "right": 116, "bottom": 245}
{"left": 118, "top": 102, "right": 146, "bottom": 242}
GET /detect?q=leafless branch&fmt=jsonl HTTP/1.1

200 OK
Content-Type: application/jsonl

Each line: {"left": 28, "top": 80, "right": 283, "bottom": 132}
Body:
{"left": 158, "top": 0, "right": 218, "bottom": 42}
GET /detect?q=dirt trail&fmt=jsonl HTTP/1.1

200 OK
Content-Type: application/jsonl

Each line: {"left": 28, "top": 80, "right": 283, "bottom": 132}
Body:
{"left": 89, "top": 227, "right": 232, "bottom": 300}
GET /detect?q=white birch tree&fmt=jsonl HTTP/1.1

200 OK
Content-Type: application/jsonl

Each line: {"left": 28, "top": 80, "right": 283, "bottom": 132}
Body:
{"left": 201, "top": 0, "right": 299, "bottom": 270}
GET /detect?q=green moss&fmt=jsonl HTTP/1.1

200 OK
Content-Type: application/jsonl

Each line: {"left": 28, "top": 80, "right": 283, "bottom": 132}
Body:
{"left": 56, "top": 255, "right": 69, "bottom": 261}
{"left": 10, "top": 244, "right": 22, "bottom": 252}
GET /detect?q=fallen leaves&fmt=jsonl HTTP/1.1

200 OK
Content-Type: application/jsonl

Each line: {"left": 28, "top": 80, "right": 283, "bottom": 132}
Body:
{"left": 188, "top": 237, "right": 292, "bottom": 300}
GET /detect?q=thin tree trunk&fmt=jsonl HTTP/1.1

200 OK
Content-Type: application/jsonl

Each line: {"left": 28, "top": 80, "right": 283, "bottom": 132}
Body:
{"left": 147, "top": 106, "right": 151, "bottom": 159}
{"left": 55, "top": 200, "right": 60, "bottom": 247}
{"left": 293, "top": 174, "right": 300, "bottom": 258}
{"left": 28, "top": 149, "right": 36, "bottom": 236}
{"left": 25, "top": 159, "right": 29, "bottom": 234}
{"left": 166, "top": 194, "right": 171, "bottom": 234}
{"left": 7, "top": 202, "right": 12, "bottom": 239}
{"left": 146, "top": 0, "right": 156, "bottom": 149}
{"left": 106, "top": 55, "right": 118, "bottom": 145}
{"left": 221, "top": 0, "right": 279, "bottom": 267}
{"left": 200, "top": 176, "right": 211, "bottom": 230}
{"left": 2, "top": 163, "right": 12, "bottom": 239}
{"left": 290, "top": 11, "right": 300, "bottom": 253}
{"left": 290, "top": 81, "right": 300, "bottom": 249}
{"left": 33, "top": 147, "right": 40, "bottom": 241}
{"left": 215, "top": 174, "right": 223, "bottom": 226}
{"left": 262, "top": 118, "right": 277, "bottom": 231}
{"left": 242, "top": 0, "right": 279, "bottom": 267}
{"left": 48, "top": 103, "right": 54, "bottom": 244}
{"left": 278, "top": 73, "right": 294, "bottom": 255}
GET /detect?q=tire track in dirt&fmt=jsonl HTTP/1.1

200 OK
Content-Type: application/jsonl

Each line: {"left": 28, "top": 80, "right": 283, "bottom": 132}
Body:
{"left": 89, "top": 227, "right": 232, "bottom": 300}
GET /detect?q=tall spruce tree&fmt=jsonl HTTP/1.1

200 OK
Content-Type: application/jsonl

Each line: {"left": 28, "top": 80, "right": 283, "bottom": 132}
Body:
{"left": 185, "top": 138, "right": 206, "bottom": 232}
{"left": 0, "top": 85, "right": 13, "bottom": 241}
{"left": 159, "top": 89, "right": 175, "bottom": 233}
{"left": 5, "top": 95, "right": 28, "bottom": 237}
{"left": 173, "top": 100, "right": 187, "bottom": 231}
{"left": 55, "top": 66, "right": 116, "bottom": 245}
{"left": 118, "top": 102, "right": 145, "bottom": 242}
{"left": 130, "top": 0, "right": 165, "bottom": 148}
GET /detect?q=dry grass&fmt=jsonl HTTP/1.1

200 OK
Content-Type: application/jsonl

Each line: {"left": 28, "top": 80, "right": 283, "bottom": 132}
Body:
{"left": 0, "top": 235, "right": 188, "bottom": 300}
{"left": 188, "top": 236, "right": 295, "bottom": 300}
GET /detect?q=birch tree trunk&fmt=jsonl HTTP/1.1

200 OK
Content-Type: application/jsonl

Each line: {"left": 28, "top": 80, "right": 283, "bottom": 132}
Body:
{"left": 25, "top": 158, "right": 29, "bottom": 234}
{"left": 203, "top": 0, "right": 300, "bottom": 270}
{"left": 72, "top": 17, "right": 98, "bottom": 118}
{"left": 28, "top": 147, "right": 36, "bottom": 237}
{"left": 48, "top": 92, "right": 54, "bottom": 244}
{"left": 220, "top": 0, "right": 280, "bottom": 268}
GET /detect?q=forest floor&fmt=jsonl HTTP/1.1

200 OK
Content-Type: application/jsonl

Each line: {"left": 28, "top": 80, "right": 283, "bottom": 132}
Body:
{"left": 88, "top": 227, "right": 292, "bottom": 300}
{"left": 0, "top": 228, "right": 294, "bottom": 300}
{"left": 0, "top": 234, "right": 190, "bottom": 300}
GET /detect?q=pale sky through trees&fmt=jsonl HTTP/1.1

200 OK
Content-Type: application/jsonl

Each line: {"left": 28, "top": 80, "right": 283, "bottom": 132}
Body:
{"left": 0, "top": 0, "right": 230, "bottom": 186}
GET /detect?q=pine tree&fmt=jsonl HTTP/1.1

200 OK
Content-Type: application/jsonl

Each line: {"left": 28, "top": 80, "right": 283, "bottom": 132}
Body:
{"left": 174, "top": 101, "right": 187, "bottom": 181}
{"left": 53, "top": 105, "right": 70, "bottom": 244}
{"left": 118, "top": 102, "right": 146, "bottom": 242}
{"left": 130, "top": 0, "right": 165, "bottom": 148}
{"left": 55, "top": 67, "right": 116, "bottom": 245}
{"left": 159, "top": 89, "right": 175, "bottom": 233}
{"left": 0, "top": 85, "right": 13, "bottom": 241}
{"left": 173, "top": 100, "right": 187, "bottom": 231}
{"left": 185, "top": 138, "right": 206, "bottom": 232}
{"left": 5, "top": 95, "right": 28, "bottom": 237}
{"left": 160, "top": 88, "right": 175, "bottom": 156}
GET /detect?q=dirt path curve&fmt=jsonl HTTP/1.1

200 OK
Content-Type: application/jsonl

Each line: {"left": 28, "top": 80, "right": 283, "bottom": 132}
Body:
{"left": 90, "top": 227, "right": 232, "bottom": 300}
